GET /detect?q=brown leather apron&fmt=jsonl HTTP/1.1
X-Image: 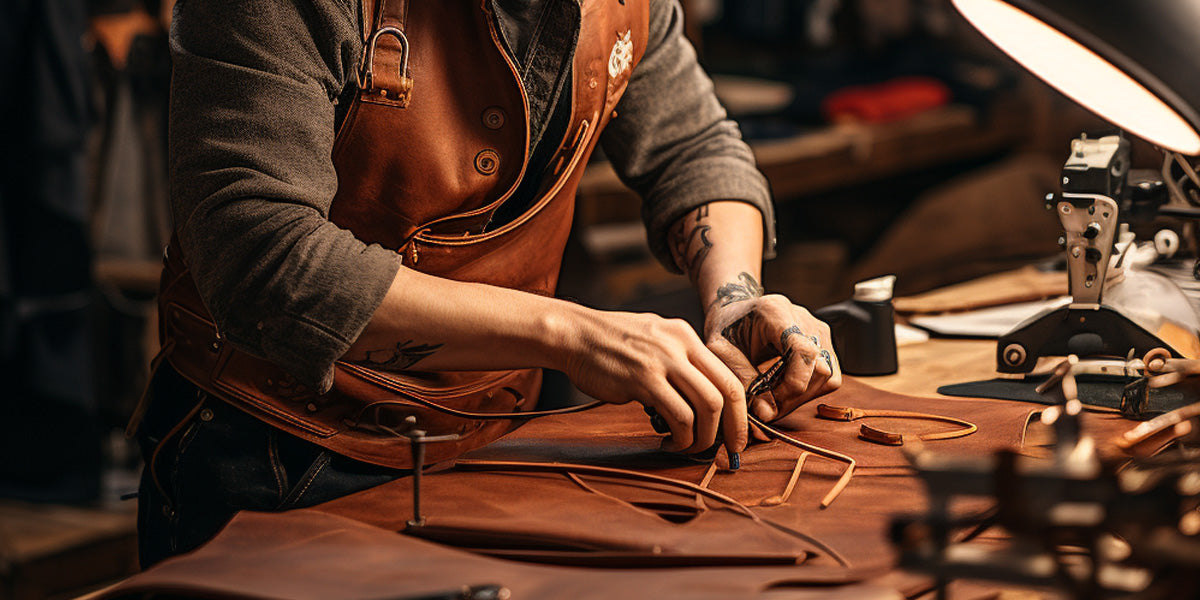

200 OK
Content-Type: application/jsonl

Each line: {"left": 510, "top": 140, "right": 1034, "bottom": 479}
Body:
{"left": 154, "top": 0, "right": 650, "bottom": 469}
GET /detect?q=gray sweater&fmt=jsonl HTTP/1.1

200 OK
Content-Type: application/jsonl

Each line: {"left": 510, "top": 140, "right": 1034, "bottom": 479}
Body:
{"left": 169, "top": 0, "right": 775, "bottom": 392}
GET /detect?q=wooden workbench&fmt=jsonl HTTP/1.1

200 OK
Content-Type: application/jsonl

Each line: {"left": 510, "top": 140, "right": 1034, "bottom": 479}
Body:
{"left": 871, "top": 337, "right": 999, "bottom": 397}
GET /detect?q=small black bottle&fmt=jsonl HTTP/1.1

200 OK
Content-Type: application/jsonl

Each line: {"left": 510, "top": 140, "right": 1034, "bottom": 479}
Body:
{"left": 814, "top": 275, "right": 898, "bottom": 376}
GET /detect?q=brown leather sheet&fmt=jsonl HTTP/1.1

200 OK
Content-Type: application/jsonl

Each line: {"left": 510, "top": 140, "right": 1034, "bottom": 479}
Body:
{"left": 96, "top": 378, "right": 1134, "bottom": 599}
{"left": 459, "top": 377, "right": 1039, "bottom": 577}
{"left": 90, "top": 510, "right": 904, "bottom": 600}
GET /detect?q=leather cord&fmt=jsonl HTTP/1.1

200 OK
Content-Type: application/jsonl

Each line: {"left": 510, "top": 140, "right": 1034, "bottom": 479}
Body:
{"left": 748, "top": 414, "right": 855, "bottom": 509}
{"left": 452, "top": 458, "right": 851, "bottom": 568}
{"left": 455, "top": 459, "right": 760, "bottom": 520}
{"left": 759, "top": 452, "right": 808, "bottom": 507}
{"left": 815, "top": 403, "right": 978, "bottom": 447}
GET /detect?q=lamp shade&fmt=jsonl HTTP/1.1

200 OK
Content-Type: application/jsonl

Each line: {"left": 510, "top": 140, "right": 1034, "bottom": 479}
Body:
{"left": 951, "top": 0, "right": 1200, "bottom": 155}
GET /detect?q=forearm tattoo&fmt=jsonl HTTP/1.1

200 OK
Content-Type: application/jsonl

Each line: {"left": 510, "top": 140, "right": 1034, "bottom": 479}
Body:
{"left": 668, "top": 204, "right": 712, "bottom": 280}
{"left": 359, "top": 339, "right": 443, "bottom": 370}
{"left": 711, "top": 272, "right": 764, "bottom": 308}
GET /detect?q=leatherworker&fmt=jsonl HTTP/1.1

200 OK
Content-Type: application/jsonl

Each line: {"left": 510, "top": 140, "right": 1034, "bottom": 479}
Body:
{"left": 136, "top": 0, "right": 841, "bottom": 566}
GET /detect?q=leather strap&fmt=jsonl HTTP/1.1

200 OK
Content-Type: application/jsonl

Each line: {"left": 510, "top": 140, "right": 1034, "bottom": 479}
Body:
{"left": 359, "top": 0, "right": 413, "bottom": 107}
{"left": 816, "top": 403, "right": 978, "bottom": 447}
{"left": 759, "top": 453, "right": 808, "bottom": 507}
{"left": 748, "top": 414, "right": 855, "bottom": 509}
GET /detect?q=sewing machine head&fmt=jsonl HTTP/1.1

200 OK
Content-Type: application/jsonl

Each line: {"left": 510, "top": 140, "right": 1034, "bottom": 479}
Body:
{"left": 996, "top": 133, "right": 1200, "bottom": 375}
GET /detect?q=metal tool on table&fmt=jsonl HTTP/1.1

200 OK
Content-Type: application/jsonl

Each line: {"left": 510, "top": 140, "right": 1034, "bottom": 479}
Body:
{"left": 996, "top": 133, "right": 1200, "bottom": 376}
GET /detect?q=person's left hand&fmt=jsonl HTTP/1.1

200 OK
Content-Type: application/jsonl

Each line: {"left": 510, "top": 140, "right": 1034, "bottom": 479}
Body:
{"left": 703, "top": 275, "right": 842, "bottom": 422}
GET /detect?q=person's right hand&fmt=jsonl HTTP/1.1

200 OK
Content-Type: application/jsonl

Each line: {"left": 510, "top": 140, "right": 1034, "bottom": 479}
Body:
{"left": 559, "top": 308, "right": 748, "bottom": 457}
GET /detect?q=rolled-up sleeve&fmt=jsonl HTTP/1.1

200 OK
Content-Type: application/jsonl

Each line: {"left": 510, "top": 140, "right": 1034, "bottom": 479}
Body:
{"left": 599, "top": 0, "right": 776, "bottom": 272}
{"left": 169, "top": 0, "right": 401, "bottom": 392}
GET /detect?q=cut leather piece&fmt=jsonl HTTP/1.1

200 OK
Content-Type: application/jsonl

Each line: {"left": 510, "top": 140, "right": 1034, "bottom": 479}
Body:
{"left": 310, "top": 462, "right": 820, "bottom": 568}
{"left": 460, "top": 378, "right": 1040, "bottom": 578}
{"left": 87, "top": 510, "right": 907, "bottom": 600}
{"left": 749, "top": 414, "right": 856, "bottom": 508}
{"left": 479, "top": 379, "right": 1036, "bottom": 472}
{"left": 815, "top": 403, "right": 978, "bottom": 446}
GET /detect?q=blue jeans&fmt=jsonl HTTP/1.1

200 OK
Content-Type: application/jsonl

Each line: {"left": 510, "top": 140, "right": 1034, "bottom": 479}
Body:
{"left": 136, "top": 365, "right": 405, "bottom": 568}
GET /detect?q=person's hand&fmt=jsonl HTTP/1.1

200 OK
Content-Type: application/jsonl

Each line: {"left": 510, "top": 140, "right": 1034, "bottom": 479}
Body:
{"left": 702, "top": 274, "right": 842, "bottom": 422}
{"left": 560, "top": 308, "right": 747, "bottom": 456}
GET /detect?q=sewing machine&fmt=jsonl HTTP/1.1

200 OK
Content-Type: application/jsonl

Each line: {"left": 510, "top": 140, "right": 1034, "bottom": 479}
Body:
{"left": 994, "top": 133, "right": 1200, "bottom": 376}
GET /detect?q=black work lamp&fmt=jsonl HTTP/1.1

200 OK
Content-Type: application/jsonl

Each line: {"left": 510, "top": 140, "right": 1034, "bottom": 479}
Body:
{"left": 951, "top": 0, "right": 1200, "bottom": 156}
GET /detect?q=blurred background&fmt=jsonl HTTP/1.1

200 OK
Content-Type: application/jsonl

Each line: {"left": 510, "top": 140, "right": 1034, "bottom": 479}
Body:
{"left": 0, "top": 0, "right": 1132, "bottom": 597}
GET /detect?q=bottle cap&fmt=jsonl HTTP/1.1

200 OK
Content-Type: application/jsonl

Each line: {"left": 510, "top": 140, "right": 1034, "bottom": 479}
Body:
{"left": 853, "top": 274, "right": 896, "bottom": 303}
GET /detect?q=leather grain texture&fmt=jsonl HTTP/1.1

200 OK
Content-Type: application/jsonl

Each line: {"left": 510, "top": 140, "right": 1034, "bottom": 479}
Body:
{"left": 91, "top": 510, "right": 903, "bottom": 600}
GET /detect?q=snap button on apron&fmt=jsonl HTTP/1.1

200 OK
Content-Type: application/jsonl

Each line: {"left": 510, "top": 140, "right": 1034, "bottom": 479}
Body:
{"left": 481, "top": 107, "right": 506, "bottom": 130}
{"left": 474, "top": 149, "right": 500, "bottom": 175}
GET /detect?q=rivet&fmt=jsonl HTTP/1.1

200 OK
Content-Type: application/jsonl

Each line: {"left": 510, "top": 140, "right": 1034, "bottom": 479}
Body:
{"left": 200, "top": 408, "right": 214, "bottom": 422}
{"left": 266, "top": 378, "right": 274, "bottom": 387}
{"left": 482, "top": 107, "right": 506, "bottom": 130}
{"left": 380, "top": 89, "right": 388, "bottom": 97}
{"left": 588, "top": 79, "right": 598, "bottom": 89}
{"left": 256, "top": 321, "right": 265, "bottom": 330}
{"left": 474, "top": 149, "right": 500, "bottom": 176}
{"left": 306, "top": 403, "right": 318, "bottom": 413}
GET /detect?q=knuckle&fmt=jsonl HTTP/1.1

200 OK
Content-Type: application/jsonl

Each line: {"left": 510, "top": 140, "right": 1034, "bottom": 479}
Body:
{"left": 676, "top": 410, "right": 695, "bottom": 430}
{"left": 722, "top": 378, "right": 744, "bottom": 401}
{"left": 670, "top": 318, "right": 697, "bottom": 337}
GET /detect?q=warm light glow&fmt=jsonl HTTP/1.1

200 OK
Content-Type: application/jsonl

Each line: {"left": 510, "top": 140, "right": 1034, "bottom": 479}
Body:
{"left": 953, "top": 0, "right": 1200, "bottom": 155}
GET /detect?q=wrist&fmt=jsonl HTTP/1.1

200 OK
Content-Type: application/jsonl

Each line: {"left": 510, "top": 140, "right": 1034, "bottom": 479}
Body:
{"left": 531, "top": 298, "right": 596, "bottom": 373}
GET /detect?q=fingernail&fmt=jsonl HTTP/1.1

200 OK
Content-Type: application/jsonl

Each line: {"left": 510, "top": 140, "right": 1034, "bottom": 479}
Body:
{"left": 729, "top": 451, "right": 741, "bottom": 471}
